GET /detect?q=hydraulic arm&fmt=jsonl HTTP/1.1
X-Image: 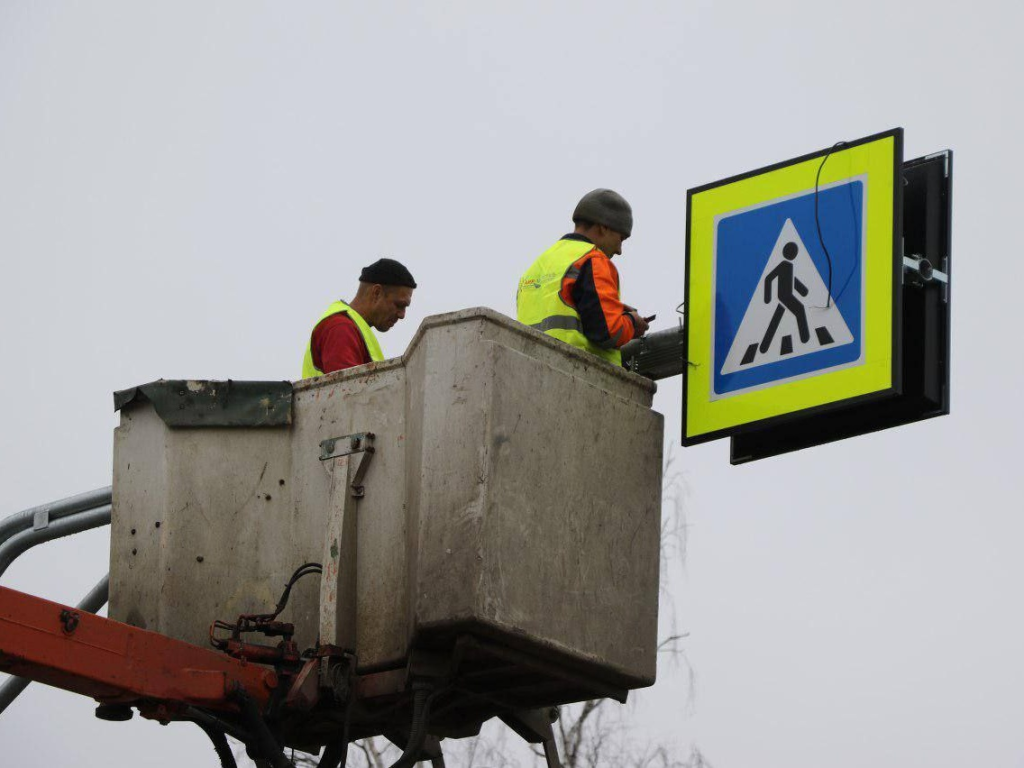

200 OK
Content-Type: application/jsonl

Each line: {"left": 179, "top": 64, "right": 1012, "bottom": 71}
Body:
{"left": 0, "top": 584, "right": 277, "bottom": 716}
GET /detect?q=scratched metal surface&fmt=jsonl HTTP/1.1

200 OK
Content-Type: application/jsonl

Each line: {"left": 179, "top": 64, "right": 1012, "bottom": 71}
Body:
{"left": 109, "top": 308, "right": 663, "bottom": 695}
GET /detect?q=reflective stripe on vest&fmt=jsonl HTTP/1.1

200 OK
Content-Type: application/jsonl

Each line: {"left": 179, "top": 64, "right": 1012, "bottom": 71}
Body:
{"left": 301, "top": 300, "right": 384, "bottom": 379}
{"left": 516, "top": 239, "right": 622, "bottom": 366}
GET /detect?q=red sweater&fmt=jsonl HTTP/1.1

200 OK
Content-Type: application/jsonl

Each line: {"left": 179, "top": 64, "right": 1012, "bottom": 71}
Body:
{"left": 310, "top": 313, "right": 370, "bottom": 373}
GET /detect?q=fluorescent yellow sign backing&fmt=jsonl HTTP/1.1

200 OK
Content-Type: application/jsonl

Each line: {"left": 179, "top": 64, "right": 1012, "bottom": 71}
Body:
{"left": 684, "top": 130, "right": 901, "bottom": 443}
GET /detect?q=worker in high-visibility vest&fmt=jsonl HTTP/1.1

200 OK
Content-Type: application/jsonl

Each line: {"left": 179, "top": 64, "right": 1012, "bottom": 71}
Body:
{"left": 301, "top": 258, "right": 417, "bottom": 378}
{"left": 517, "top": 189, "right": 649, "bottom": 366}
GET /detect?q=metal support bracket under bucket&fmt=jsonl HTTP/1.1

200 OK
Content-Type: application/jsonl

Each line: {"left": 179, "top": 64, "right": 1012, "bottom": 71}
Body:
{"left": 319, "top": 432, "right": 376, "bottom": 498}
{"left": 319, "top": 432, "right": 375, "bottom": 653}
{"left": 500, "top": 708, "right": 563, "bottom": 768}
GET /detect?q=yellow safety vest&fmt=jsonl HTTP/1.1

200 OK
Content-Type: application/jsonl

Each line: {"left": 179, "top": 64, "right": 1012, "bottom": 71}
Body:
{"left": 516, "top": 239, "right": 622, "bottom": 366}
{"left": 301, "top": 300, "right": 384, "bottom": 379}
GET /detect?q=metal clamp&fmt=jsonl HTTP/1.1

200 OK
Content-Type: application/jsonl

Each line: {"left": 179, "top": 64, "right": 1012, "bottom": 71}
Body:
{"left": 319, "top": 432, "right": 376, "bottom": 461}
{"left": 903, "top": 255, "right": 949, "bottom": 285}
{"left": 319, "top": 432, "right": 376, "bottom": 498}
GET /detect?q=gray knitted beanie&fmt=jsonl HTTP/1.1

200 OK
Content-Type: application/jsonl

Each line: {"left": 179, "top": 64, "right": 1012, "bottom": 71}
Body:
{"left": 572, "top": 189, "right": 633, "bottom": 238}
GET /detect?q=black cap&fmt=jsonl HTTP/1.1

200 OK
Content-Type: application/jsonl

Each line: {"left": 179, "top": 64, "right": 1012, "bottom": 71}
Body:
{"left": 359, "top": 258, "right": 417, "bottom": 289}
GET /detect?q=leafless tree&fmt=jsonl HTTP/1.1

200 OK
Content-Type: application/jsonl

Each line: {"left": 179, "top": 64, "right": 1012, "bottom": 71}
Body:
{"left": 284, "top": 738, "right": 393, "bottom": 768}
{"left": 519, "top": 446, "right": 702, "bottom": 768}
{"left": 280, "top": 727, "right": 519, "bottom": 768}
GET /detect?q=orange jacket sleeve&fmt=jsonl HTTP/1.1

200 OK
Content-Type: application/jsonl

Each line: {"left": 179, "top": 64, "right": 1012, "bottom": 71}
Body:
{"left": 561, "top": 250, "right": 637, "bottom": 349}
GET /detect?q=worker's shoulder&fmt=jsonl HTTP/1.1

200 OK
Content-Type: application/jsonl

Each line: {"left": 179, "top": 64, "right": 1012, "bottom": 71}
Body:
{"left": 573, "top": 245, "right": 610, "bottom": 266}
{"left": 581, "top": 248, "right": 618, "bottom": 276}
{"left": 313, "top": 310, "right": 359, "bottom": 334}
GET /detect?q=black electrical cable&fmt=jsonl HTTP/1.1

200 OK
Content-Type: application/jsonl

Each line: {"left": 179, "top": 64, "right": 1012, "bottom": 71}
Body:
{"left": 814, "top": 140, "right": 846, "bottom": 308}
{"left": 829, "top": 179, "right": 862, "bottom": 305}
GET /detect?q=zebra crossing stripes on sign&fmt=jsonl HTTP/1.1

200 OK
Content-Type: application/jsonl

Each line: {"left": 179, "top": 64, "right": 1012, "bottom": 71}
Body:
{"left": 712, "top": 179, "right": 866, "bottom": 400}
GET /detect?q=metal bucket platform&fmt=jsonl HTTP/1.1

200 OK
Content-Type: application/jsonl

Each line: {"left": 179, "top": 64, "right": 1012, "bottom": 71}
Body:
{"left": 110, "top": 308, "right": 664, "bottom": 742}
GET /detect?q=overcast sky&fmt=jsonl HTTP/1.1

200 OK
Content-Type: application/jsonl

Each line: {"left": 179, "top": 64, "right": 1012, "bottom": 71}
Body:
{"left": 1, "top": 2, "right": 1021, "bottom": 767}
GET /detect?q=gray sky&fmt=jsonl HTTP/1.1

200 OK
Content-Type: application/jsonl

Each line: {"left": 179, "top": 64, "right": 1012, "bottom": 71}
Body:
{"left": 1, "top": 2, "right": 1021, "bottom": 766}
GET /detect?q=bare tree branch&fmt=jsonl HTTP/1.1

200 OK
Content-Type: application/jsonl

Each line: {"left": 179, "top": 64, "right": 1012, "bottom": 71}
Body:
{"left": 657, "top": 633, "right": 690, "bottom": 652}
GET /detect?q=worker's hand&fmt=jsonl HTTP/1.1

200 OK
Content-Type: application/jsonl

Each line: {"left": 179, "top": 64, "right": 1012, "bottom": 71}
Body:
{"left": 628, "top": 311, "right": 650, "bottom": 337}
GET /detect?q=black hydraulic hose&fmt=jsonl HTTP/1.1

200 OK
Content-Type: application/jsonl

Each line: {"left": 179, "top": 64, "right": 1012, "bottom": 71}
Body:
{"left": 317, "top": 701, "right": 352, "bottom": 768}
{"left": 270, "top": 563, "right": 322, "bottom": 619}
{"left": 195, "top": 721, "right": 239, "bottom": 768}
{"left": 317, "top": 739, "right": 349, "bottom": 768}
{"left": 231, "top": 688, "right": 294, "bottom": 768}
{"left": 387, "top": 686, "right": 434, "bottom": 768}
{"left": 244, "top": 562, "right": 323, "bottom": 624}
{"left": 183, "top": 705, "right": 252, "bottom": 745}
{"left": 318, "top": 674, "right": 354, "bottom": 768}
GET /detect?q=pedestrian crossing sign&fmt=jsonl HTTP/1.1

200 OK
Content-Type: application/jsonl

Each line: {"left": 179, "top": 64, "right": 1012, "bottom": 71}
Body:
{"left": 684, "top": 129, "right": 903, "bottom": 445}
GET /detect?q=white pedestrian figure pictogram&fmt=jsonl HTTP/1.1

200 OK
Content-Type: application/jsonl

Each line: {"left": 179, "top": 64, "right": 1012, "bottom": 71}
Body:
{"left": 719, "top": 219, "right": 855, "bottom": 377}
